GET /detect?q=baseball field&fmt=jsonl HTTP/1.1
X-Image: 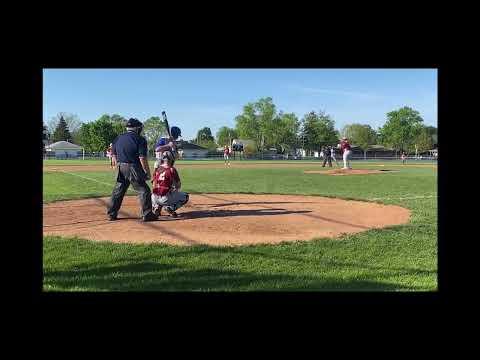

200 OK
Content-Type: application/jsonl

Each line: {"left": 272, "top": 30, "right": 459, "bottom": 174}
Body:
{"left": 43, "top": 159, "right": 437, "bottom": 291}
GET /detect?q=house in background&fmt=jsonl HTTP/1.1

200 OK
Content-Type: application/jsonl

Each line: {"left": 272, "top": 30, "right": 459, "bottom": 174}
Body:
{"left": 45, "top": 141, "right": 83, "bottom": 159}
{"left": 177, "top": 141, "right": 209, "bottom": 159}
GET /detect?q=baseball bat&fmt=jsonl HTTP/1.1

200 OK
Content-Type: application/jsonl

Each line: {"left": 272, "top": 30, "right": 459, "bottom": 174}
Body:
{"left": 161, "top": 111, "right": 172, "bottom": 139}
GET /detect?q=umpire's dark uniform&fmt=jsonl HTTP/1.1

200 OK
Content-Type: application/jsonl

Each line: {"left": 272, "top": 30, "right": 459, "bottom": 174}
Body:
{"left": 322, "top": 146, "right": 333, "bottom": 167}
{"left": 107, "top": 119, "right": 157, "bottom": 222}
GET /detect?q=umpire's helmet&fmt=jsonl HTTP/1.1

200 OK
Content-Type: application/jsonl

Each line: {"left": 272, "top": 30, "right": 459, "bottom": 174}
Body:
{"left": 126, "top": 118, "right": 143, "bottom": 133}
{"left": 171, "top": 126, "right": 181, "bottom": 139}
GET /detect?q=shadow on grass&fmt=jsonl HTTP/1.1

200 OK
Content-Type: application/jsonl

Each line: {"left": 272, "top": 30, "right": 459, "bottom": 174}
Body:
{"left": 45, "top": 262, "right": 423, "bottom": 292}
{"left": 44, "top": 256, "right": 431, "bottom": 292}
{"left": 159, "top": 246, "right": 437, "bottom": 277}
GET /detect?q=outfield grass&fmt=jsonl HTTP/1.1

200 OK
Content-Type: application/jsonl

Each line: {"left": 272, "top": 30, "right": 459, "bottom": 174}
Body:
{"left": 43, "top": 160, "right": 437, "bottom": 291}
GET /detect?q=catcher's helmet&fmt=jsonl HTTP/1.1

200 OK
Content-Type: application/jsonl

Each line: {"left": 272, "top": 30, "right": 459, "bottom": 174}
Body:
{"left": 161, "top": 150, "right": 175, "bottom": 164}
{"left": 126, "top": 118, "right": 143, "bottom": 130}
{"left": 170, "top": 126, "right": 181, "bottom": 139}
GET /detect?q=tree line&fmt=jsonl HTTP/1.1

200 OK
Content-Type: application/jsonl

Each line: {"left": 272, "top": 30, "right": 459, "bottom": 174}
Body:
{"left": 44, "top": 97, "right": 437, "bottom": 156}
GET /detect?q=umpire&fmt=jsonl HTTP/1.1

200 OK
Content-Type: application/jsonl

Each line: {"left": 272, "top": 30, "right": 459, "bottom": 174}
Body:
{"left": 107, "top": 118, "right": 158, "bottom": 222}
{"left": 322, "top": 145, "right": 333, "bottom": 167}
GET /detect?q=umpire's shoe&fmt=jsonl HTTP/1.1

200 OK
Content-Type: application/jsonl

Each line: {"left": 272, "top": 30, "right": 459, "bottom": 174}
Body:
{"left": 142, "top": 212, "right": 159, "bottom": 222}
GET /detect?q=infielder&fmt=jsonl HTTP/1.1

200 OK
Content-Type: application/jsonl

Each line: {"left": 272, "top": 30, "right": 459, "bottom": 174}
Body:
{"left": 151, "top": 150, "right": 189, "bottom": 218}
{"left": 339, "top": 137, "right": 352, "bottom": 169}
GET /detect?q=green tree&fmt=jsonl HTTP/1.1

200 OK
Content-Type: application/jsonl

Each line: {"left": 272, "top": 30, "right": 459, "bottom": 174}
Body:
{"left": 414, "top": 126, "right": 434, "bottom": 154}
{"left": 424, "top": 125, "right": 437, "bottom": 146}
{"left": 274, "top": 112, "right": 300, "bottom": 153}
{"left": 195, "top": 127, "right": 215, "bottom": 148}
{"left": 143, "top": 116, "right": 166, "bottom": 155}
{"left": 110, "top": 114, "right": 127, "bottom": 137}
{"left": 48, "top": 112, "right": 82, "bottom": 143}
{"left": 235, "top": 103, "right": 261, "bottom": 150}
{"left": 254, "top": 97, "right": 277, "bottom": 149}
{"left": 300, "top": 111, "right": 338, "bottom": 155}
{"left": 78, "top": 123, "right": 94, "bottom": 152}
{"left": 378, "top": 106, "right": 424, "bottom": 154}
{"left": 235, "top": 97, "right": 278, "bottom": 151}
{"left": 89, "top": 117, "right": 116, "bottom": 152}
{"left": 52, "top": 116, "right": 72, "bottom": 142}
{"left": 342, "top": 123, "right": 377, "bottom": 159}
{"left": 216, "top": 126, "right": 238, "bottom": 147}
{"left": 77, "top": 116, "right": 118, "bottom": 153}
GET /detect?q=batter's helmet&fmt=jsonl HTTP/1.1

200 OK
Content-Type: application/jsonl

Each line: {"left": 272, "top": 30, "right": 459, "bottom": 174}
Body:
{"left": 171, "top": 126, "right": 181, "bottom": 139}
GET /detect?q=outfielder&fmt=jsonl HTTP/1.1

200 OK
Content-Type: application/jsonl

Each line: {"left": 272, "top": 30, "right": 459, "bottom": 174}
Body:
{"left": 106, "top": 143, "right": 113, "bottom": 168}
{"left": 224, "top": 145, "right": 231, "bottom": 166}
{"left": 151, "top": 150, "right": 189, "bottom": 218}
{"left": 401, "top": 151, "right": 407, "bottom": 165}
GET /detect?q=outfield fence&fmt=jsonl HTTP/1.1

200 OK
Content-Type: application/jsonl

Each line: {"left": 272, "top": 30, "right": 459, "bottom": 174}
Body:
{"left": 43, "top": 151, "right": 438, "bottom": 163}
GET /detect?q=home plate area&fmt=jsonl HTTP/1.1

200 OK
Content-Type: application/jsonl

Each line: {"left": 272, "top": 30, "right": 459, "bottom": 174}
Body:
{"left": 43, "top": 193, "right": 410, "bottom": 247}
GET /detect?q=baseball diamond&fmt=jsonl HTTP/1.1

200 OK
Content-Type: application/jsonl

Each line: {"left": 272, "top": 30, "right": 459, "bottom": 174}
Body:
{"left": 42, "top": 69, "right": 438, "bottom": 293}
{"left": 43, "top": 158, "right": 437, "bottom": 292}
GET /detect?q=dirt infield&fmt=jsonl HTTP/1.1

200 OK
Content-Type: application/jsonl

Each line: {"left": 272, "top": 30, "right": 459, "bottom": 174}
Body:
{"left": 43, "top": 193, "right": 410, "bottom": 247}
{"left": 305, "top": 169, "right": 399, "bottom": 176}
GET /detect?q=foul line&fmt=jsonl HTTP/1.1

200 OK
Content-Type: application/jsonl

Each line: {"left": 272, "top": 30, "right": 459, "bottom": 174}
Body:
{"left": 53, "top": 169, "right": 139, "bottom": 193}
{"left": 368, "top": 195, "right": 437, "bottom": 201}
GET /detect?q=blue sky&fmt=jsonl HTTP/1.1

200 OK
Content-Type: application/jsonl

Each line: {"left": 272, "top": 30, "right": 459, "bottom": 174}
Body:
{"left": 43, "top": 69, "right": 437, "bottom": 140}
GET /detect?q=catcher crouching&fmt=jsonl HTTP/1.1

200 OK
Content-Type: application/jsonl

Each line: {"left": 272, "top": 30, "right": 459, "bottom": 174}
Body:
{"left": 151, "top": 150, "right": 189, "bottom": 217}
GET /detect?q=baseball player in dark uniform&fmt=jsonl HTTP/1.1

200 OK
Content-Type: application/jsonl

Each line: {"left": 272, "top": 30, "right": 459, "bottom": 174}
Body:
{"left": 107, "top": 118, "right": 161, "bottom": 222}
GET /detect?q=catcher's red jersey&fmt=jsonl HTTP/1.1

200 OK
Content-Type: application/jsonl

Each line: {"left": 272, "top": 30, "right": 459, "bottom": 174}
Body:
{"left": 152, "top": 166, "right": 180, "bottom": 196}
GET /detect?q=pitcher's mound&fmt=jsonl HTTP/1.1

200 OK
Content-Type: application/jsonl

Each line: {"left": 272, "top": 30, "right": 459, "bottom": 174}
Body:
{"left": 43, "top": 194, "right": 410, "bottom": 247}
{"left": 305, "top": 169, "right": 398, "bottom": 176}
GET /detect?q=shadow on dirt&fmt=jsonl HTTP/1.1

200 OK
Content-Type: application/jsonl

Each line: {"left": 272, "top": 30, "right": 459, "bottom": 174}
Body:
{"left": 181, "top": 208, "right": 312, "bottom": 219}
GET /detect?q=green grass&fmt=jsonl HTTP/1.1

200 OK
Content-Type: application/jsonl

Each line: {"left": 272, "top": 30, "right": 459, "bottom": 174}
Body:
{"left": 43, "top": 161, "right": 437, "bottom": 292}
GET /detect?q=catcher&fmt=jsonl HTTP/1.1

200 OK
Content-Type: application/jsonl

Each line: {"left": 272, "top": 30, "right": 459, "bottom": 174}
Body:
{"left": 151, "top": 150, "right": 189, "bottom": 218}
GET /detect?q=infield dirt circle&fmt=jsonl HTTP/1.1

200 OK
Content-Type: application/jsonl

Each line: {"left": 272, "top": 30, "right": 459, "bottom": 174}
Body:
{"left": 43, "top": 193, "right": 410, "bottom": 247}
